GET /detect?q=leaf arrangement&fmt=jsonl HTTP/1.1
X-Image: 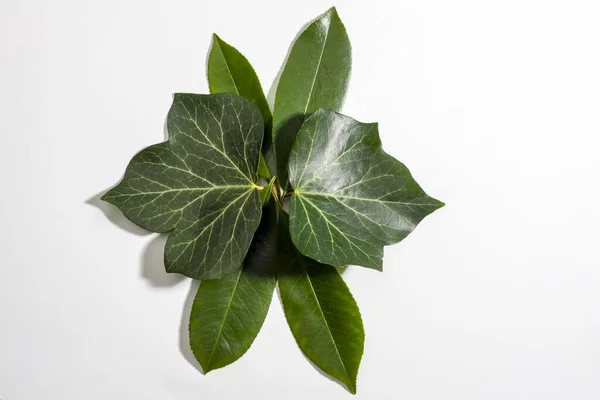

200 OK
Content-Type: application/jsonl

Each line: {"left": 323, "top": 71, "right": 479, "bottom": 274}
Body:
{"left": 102, "top": 7, "right": 443, "bottom": 393}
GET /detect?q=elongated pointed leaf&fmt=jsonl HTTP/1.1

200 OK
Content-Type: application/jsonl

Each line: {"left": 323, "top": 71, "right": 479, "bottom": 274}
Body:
{"left": 271, "top": 7, "right": 351, "bottom": 187}
{"left": 278, "top": 215, "right": 364, "bottom": 394}
{"left": 260, "top": 176, "right": 276, "bottom": 206}
{"left": 257, "top": 153, "right": 272, "bottom": 180}
{"left": 208, "top": 34, "right": 273, "bottom": 178}
{"left": 102, "top": 93, "right": 264, "bottom": 279}
{"left": 189, "top": 204, "right": 277, "bottom": 373}
{"left": 207, "top": 34, "right": 271, "bottom": 124}
{"left": 288, "top": 109, "right": 444, "bottom": 270}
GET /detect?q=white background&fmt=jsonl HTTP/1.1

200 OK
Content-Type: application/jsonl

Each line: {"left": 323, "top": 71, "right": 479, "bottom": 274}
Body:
{"left": 1, "top": 0, "right": 599, "bottom": 399}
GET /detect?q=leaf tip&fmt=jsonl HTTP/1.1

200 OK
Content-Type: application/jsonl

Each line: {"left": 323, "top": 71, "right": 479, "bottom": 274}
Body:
{"left": 198, "top": 356, "right": 223, "bottom": 375}
{"left": 433, "top": 197, "right": 446, "bottom": 210}
{"left": 371, "top": 256, "right": 384, "bottom": 272}
{"left": 324, "top": 6, "right": 344, "bottom": 24}
{"left": 201, "top": 363, "right": 214, "bottom": 375}
{"left": 99, "top": 190, "right": 113, "bottom": 204}
{"left": 339, "top": 373, "right": 357, "bottom": 394}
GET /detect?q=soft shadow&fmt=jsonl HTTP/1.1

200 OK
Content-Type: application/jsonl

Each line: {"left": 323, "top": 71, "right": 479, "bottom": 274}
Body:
{"left": 86, "top": 190, "right": 150, "bottom": 236}
{"left": 140, "top": 235, "right": 185, "bottom": 287}
{"left": 87, "top": 114, "right": 168, "bottom": 235}
{"left": 205, "top": 35, "right": 216, "bottom": 91}
{"left": 88, "top": 187, "right": 184, "bottom": 287}
{"left": 179, "top": 279, "right": 204, "bottom": 374}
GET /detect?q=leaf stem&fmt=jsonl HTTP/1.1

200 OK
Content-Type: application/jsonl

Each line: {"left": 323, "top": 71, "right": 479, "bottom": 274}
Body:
{"left": 271, "top": 184, "right": 279, "bottom": 201}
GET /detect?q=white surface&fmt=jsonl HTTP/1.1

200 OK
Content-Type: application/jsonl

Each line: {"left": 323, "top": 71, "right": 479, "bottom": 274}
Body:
{"left": 1, "top": 0, "right": 599, "bottom": 399}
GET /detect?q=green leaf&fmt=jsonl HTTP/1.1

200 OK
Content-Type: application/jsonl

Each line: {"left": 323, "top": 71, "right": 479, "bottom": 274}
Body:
{"left": 257, "top": 153, "right": 272, "bottom": 180}
{"left": 208, "top": 34, "right": 273, "bottom": 179}
{"left": 102, "top": 93, "right": 264, "bottom": 280}
{"left": 278, "top": 215, "right": 364, "bottom": 394}
{"left": 260, "top": 176, "right": 276, "bottom": 206}
{"left": 288, "top": 109, "right": 444, "bottom": 270}
{"left": 189, "top": 204, "right": 277, "bottom": 373}
{"left": 271, "top": 7, "right": 351, "bottom": 187}
{"left": 208, "top": 34, "right": 271, "bottom": 125}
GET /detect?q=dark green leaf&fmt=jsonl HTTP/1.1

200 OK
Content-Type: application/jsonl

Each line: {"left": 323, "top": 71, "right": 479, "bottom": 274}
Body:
{"left": 278, "top": 215, "right": 364, "bottom": 394}
{"left": 208, "top": 34, "right": 273, "bottom": 179}
{"left": 102, "top": 93, "right": 264, "bottom": 279}
{"left": 189, "top": 204, "right": 277, "bottom": 373}
{"left": 271, "top": 7, "right": 351, "bottom": 187}
{"left": 288, "top": 109, "right": 444, "bottom": 270}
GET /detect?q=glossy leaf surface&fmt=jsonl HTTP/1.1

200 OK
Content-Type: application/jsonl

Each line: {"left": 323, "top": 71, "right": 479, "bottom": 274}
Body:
{"left": 271, "top": 7, "right": 351, "bottom": 187}
{"left": 278, "top": 215, "right": 364, "bottom": 394}
{"left": 288, "top": 109, "right": 444, "bottom": 270}
{"left": 189, "top": 204, "right": 277, "bottom": 372}
{"left": 103, "top": 93, "right": 264, "bottom": 279}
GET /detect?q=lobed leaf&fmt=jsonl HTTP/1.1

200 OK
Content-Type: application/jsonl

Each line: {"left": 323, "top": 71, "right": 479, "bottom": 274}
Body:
{"left": 102, "top": 93, "right": 264, "bottom": 280}
{"left": 288, "top": 109, "right": 444, "bottom": 270}
{"left": 100, "top": 8, "right": 445, "bottom": 394}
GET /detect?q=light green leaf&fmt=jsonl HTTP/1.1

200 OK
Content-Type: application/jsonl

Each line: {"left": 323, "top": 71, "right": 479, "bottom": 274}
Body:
{"left": 208, "top": 34, "right": 273, "bottom": 179}
{"left": 102, "top": 93, "right": 264, "bottom": 279}
{"left": 271, "top": 6, "right": 351, "bottom": 187}
{"left": 208, "top": 34, "right": 271, "bottom": 125}
{"left": 257, "top": 153, "right": 272, "bottom": 180}
{"left": 288, "top": 109, "right": 444, "bottom": 270}
{"left": 260, "top": 176, "right": 276, "bottom": 206}
{"left": 278, "top": 215, "right": 364, "bottom": 394}
{"left": 189, "top": 204, "right": 277, "bottom": 373}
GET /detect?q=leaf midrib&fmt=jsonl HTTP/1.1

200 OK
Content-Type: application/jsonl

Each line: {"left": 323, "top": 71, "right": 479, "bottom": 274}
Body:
{"left": 297, "top": 191, "right": 437, "bottom": 206}
{"left": 303, "top": 21, "right": 331, "bottom": 115}
{"left": 302, "top": 262, "right": 353, "bottom": 391}
{"left": 177, "top": 100, "right": 255, "bottom": 185}
{"left": 298, "top": 195, "right": 380, "bottom": 268}
{"left": 107, "top": 185, "right": 255, "bottom": 197}
{"left": 170, "top": 189, "right": 254, "bottom": 269}
{"left": 205, "top": 267, "right": 243, "bottom": 370}
{"left": 215, "top": 39, "right": 241, "bottom": 96}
